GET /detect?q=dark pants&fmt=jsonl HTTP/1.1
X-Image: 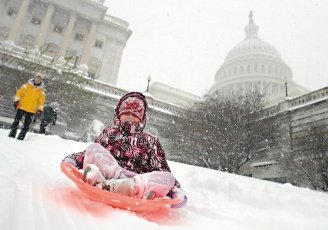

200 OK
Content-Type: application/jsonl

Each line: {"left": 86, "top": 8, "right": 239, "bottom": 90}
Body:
{"left": 39, "top": 120, "right": 49, "bottom": 134}
{"left": 9, "top": 109, "right": 34, "bottom": 140}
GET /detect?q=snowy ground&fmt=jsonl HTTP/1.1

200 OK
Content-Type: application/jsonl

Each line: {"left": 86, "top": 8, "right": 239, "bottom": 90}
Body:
{"left": 1, "top": 128, "right": 328, "bottom": 230}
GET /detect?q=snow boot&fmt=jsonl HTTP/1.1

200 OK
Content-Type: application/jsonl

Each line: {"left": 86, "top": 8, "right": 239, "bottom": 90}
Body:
{"left": 101, "top": 179, "right": 156, "bottom": 199}
{"left": 143, "top": 191, "right": 156, "bottom": 200}
{"left": 17, "top": 130, "right": 27, "bottom": 140}
{"left": 8, "top": 129, "right": 17, "bottom": 138}
{"left": 101, "top": 178, "right": 135, "bottom": 197}
{"left": 82, "top": 164, "right": 105, "bottom": 186}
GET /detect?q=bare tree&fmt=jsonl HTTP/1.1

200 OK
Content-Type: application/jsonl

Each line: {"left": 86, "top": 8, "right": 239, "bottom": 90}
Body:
{"left": 160, "top": 92, "right": 278, "bottom": 173}
{"left": 286, "top": 124, "right": 328, "bottom": 191}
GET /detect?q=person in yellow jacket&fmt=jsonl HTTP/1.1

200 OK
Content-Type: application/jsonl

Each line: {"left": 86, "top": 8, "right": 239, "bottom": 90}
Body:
{"left": 8, "top": 73, "right": 46, "bottom": 140}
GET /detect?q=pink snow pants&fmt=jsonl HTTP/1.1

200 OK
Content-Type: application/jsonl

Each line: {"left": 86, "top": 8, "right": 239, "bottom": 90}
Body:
{"left": 83, "top": 143, "right": 175, "bottom": 199}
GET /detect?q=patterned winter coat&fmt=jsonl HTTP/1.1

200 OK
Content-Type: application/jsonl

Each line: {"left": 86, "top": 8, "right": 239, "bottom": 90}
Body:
{"left": 15, "top": 79, "right": 46, "bottom": 113}
{"left": 63, "top": 92, "right": 180, "bottom": 187}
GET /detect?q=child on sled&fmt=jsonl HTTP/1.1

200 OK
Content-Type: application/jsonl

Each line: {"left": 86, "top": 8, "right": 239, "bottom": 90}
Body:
{"left": 62, "top": 92, "right": 187, "bottom": 208}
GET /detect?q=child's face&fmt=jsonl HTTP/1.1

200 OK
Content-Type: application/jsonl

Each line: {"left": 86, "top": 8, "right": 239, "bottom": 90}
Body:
{"left": 34, "top": 75, "right": 42, "bottom": 84}
{"left": 120, "top": 113, "right": 141, "bottom": 124}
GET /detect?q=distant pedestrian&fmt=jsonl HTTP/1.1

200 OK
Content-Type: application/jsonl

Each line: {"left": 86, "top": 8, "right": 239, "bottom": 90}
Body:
{"left": 8, "top": 73, "right": 46, "bottom": 140}
{"left": 39, "top": 102, "right": 58, "bottom": 134}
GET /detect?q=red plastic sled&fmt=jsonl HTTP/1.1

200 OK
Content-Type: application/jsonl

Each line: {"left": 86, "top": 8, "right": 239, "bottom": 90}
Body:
{"left": 61, "top": 162, "right": 181, "bottom": 212}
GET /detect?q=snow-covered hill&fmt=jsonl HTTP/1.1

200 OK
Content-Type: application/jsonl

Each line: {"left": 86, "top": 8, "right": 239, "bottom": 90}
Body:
{"left": 1, "top": 128, "right": 328, "bottom": 230}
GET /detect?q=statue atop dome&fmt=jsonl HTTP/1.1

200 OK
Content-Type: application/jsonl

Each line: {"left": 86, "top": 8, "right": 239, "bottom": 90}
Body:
{"left": 245, "top": 10, "right": 259, "bottom": 39}
{"left": 249, "top": 10, "right": 254, "bottom": 24}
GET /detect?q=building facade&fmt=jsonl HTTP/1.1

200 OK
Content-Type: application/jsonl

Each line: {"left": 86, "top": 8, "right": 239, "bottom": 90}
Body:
{"left": 0, "top": 0, "right": 199, "bottom": 145}
{"left": 239, "top": 87, "right": 328, "bottom": 186}
{"left": 0, "top": 0, "right": 131, "bottom": 85}
{"left": 209, "top": 11, "right": 308, "bottom": 105}
{"left": 208, "top": 11, "right": 327, "bottom": 187}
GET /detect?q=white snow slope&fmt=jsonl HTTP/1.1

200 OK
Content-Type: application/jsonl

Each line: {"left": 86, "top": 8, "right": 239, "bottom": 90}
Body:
{"left": 1, "top": 128, "right": 328, "bottom": 230}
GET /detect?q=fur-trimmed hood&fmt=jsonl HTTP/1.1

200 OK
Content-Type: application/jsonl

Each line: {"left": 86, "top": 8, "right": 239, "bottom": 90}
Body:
{"left": 28, "top": 78, "right": 45, "bottom": 89}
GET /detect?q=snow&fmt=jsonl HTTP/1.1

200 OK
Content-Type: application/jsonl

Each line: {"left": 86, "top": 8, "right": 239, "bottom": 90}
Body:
{"left": 1, "top": 128, "right": 328, "bottom": 230}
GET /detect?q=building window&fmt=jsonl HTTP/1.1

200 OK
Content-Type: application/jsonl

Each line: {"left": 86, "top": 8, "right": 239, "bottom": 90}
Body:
{"left": 65, "top": 50, "right": 78, "bottom": 63}
{"left": 22, "top": 35, "right": 35, "bottom": 49}
{"left": 94, "top": 39, "right": 103, "bottom": 48}
{"left": 75, "top": 33, "right": 84, "bottom": 41}
{"left": 88, "top": 57, "right": 101, "bottom": 78}
{"left": 45, "top": 43, "right": 59, "bottom": 57}
{"left": 31, "top": 17, "right": 41, "bottom": 25}
{"left": 7, "top": 8, "right": 17, "bottom": 16}
{"left": 0, "top": 27, "right": 9, "bottom": 40}
{"left": 88, "top": 71, "right": 96, "bottom": 79}
{"left": 54, "top": 25, "right": 63, "bottom": 33}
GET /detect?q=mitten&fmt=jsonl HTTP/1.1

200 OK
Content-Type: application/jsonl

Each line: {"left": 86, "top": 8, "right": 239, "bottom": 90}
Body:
{"left": 83, "top": 164, "right": 105, "bottom": 186}
{"left": 13, "top": 101, "right": 19, "bottom": 109}
{"left": 36, "top": 110, "right": 42, "bottom": 116}
{"left": 169, "top": 186, "right": 187, "bottom": 209}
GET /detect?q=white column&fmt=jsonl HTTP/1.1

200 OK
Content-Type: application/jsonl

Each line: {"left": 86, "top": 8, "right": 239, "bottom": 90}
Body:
{"left": 260, "top": 81, "right": 264, "bottom": 95}
{"left": 58, "top": 13, "right": 76, "bottom": 57}
{"left": 7, "top": 0, "right": 31, "bottom": 42}
{"left": 80, "top": 22, "right": 97, "bottom": 64}
{"left": 35, "top": 4, "right": 55, "bottom": 49}
{"left": 269, "top": 83, "right": 273, "bottom": 94}
{"left": 98, "top": 38, "right": 125, "bottom": 85}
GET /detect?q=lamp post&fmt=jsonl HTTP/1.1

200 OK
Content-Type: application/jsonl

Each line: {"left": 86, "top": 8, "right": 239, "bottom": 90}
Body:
{"left": 146, "top": 75, "right": 151, "bottom": 92}
{"left": 74, "top": 56, "right": 79, "bottom": 68}
{"left": 285, "top": 82, "right": 288, "bottom": 97}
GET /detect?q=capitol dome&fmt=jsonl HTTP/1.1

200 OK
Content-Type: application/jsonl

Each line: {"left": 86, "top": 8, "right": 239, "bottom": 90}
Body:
{"left": 224, "top": 39, "right": 281, "bottom": 63}
{"left": 209, "top": 11, "right": 308, "bottom": 104}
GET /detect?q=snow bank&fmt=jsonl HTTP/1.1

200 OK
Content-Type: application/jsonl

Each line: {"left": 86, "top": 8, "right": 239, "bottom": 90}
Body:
{"left": 0, "top": 128, "right": 328, "bottom": 230}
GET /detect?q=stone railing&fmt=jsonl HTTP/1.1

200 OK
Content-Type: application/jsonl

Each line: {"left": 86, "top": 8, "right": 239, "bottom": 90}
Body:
{"left": 289, "top": 87, "right": 328, "bottom": 108}
{"left": 0, "top": 40, "right": 88, "bottom": 77}
{"left": 261, "top": 86, "right": 328, "bottom": 117}
{"left": 0, "top": 41, "right": 53, "bottom": 66}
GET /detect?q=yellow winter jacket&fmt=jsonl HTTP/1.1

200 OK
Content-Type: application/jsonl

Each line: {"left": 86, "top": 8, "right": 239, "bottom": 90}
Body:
{"left": 15, "top": 79, "right": 46, "bottom": 113}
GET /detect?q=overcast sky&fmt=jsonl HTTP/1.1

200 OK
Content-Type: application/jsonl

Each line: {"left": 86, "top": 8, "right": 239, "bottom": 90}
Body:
{"left": 105, "top": 0, "right": 328, "bottom": 96}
